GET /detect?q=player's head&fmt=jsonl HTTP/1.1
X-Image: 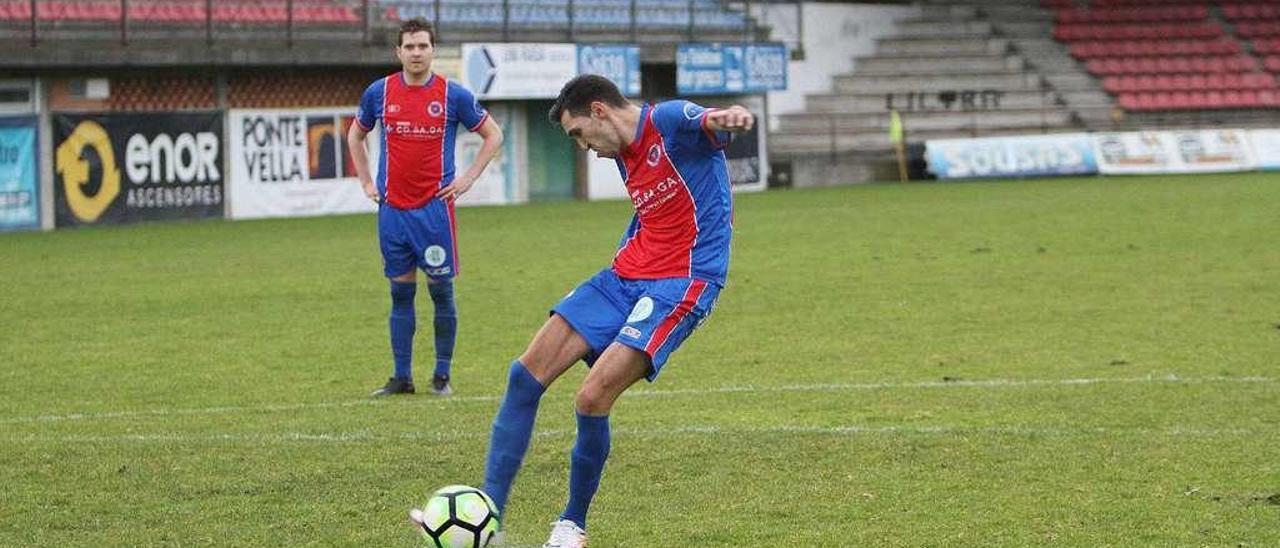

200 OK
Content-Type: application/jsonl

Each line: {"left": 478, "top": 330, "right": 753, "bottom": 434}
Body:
{"left": 549, "top": 74, "right": 631, "bottom": 159}
{"left": 396, "top": 18, "right": 435, "bottom": 76}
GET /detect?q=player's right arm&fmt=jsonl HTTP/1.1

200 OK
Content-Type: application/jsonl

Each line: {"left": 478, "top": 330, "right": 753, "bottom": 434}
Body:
{"left": 348, "top": 80, "right": 384, "bottom": 203}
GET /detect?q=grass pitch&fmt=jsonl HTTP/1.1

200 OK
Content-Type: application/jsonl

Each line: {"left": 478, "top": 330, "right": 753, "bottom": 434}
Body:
{"left": 2, "top": 173, "right": 1278, "bottom": 546}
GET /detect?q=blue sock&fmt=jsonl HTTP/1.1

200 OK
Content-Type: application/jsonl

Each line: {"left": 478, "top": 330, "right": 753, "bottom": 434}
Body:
{"left": 428, "top": 280, "right": 456, "bottom": 379}
{"left": 560, "top": 412, "right": 611, "bottom": 530}
{"left": 389, "top": 280, "right": 417, "bottom": 380}
{"left": 483, "top": 361, "right": 546, "bottom": 517}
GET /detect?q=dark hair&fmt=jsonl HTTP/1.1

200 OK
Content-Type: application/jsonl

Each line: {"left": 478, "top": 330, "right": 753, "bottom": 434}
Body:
{"left": 398, "top": 18, "right": 435, "bottom": 47}
{"left": 548, "top": 74, "right": 629, "bottom": 126}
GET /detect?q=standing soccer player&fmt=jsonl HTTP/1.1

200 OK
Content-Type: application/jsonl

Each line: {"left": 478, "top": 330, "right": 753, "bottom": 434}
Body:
{"left": 479, "top": 75, "right": 752, "bottom": 547}
{"left": 347, "top": 18, "right": 503, "bottom": 397}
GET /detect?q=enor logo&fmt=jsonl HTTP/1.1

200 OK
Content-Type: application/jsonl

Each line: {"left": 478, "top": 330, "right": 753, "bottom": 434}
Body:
{"left": 56, "top": 120, "right": 120, "bottom": 223}
{"left": 646, "top": 144, "right": 661, "bottom": 167}
{"left": 428, "top": 101, "right": 445, "bottom": 118}
{"left": 424, "top": 245, "right": 447, "bottom": 267}
{"left": 627, "top": 297, "right": 654, "bottom": 323}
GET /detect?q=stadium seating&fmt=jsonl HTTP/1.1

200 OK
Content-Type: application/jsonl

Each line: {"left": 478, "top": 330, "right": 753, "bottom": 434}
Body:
{"left": 0, "top": 0, "right": 359, "bottom": 24}
{"left": 378, "top": 0, "right": 747, "bottom": 32}
{"left": 0, "top": 0, "right": 744, "bottom": 31}
{"left": 1052, "top": 1, "right": 1280, "bottom": 112}
{"left": 772, "top": 2, "right": 1083, "bottom": 163}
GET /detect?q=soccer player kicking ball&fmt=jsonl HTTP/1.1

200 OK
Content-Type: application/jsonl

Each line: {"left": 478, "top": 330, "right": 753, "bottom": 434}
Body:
{"left": 347, "top": 18, "right": 503, "bottom": 398}
{"left": 480, "top": 74, "right": 753, "bottom": 547}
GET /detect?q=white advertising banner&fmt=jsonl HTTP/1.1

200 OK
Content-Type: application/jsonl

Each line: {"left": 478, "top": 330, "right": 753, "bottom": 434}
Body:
{"left": 462, "top": 43, "right": 578, "bottom": 100}
{"left": 926, "top": 133, "right": 1098, "bottom": 179}
{"left": 454, "top": 103, "right": 524, "bottom": 207}
{"left": 228, "top": 109, "right": 378, "bottom": 220}
{"left": 1093, "top": 129, "right": 1255, "bottom": 175}
{"left": 230, "top": 105, "right": 522, "bottom": 219}
{"left": 1168, "top": 129, "right": 1255, "bottom": 173}
{"left": 1248, "top": 129, "right": 1280, "bottom": 171}
{"left": 1091, "top": 131, "right": 1175, "bottom": 175}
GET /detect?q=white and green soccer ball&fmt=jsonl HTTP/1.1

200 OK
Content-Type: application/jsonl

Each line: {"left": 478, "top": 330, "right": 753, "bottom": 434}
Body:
{"left": 410, "top": 485, "right": 499, "bottom": 548}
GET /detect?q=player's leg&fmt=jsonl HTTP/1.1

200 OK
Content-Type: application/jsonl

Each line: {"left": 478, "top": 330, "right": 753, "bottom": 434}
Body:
{"left": 549, "top": 277, "right": 722, "bottom": 540}
{"left": 484, "top": 314, "right": 590, "bottom": 517}
{"left": 388, "top": 269, "right": 418, "bottom": 385}
{"left": 551, "top": 343, "right": 648, "bottom": 543}
{"left": 373, "top": 207, "right": 420, "bottom": 397}
{"left": 426, "top": 279, "right": 456, "bottom": 395}
{"left": 486, "top": 269, "right": 630, "bottom": 521}
{"left": 417, "top": 200, "right": 459, "bottom": 395}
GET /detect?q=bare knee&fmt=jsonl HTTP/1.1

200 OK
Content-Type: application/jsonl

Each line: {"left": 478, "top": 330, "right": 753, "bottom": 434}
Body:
{"left": 575, "top": 383, "right": 615, "bottom": 416}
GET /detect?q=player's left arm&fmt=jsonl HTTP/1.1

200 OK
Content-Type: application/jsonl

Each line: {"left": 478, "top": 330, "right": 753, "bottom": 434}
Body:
{"left": 654, "top": 100, "right": 750, "bottom": 153}
{"left": 703, "top": 105, "right": 754, "bottom": 134}
{"left": 439, "top": 83, "right": 505, "bottom": 202}
{"left": 439, "top": 117, "right": 503, "bottom": 202}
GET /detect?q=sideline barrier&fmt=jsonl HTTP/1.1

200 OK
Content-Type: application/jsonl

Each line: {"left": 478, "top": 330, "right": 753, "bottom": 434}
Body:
{"left": 228, "top": 108, "right": 376, "bottom": 220}
{"left": 925, "top": 133, "right": 1097, "bottom": 180}
{"left": 927, "top": 128, "right": 1272, "bottom": 179}
{"left": 52, "top": 112, "right": 224, "bottom": 228}
{"left": 0, "top": 116, "right": 39, "bottom": 232}
{"left": 1093, "top": 129, "right": 1254, "bottom": 175}
{"left": 227, "top": 105, "right": 523, "bottom": 220}
{"left": 1248, "top": 129, "right": 1280, "bottom": 171}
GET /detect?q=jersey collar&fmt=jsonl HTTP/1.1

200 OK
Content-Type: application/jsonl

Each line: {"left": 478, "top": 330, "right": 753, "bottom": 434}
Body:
{"left": 624, "top": 103, "right": 651, "bottom": 158}
{"left": 399, "top": 71, "right": 437, "bottom": 88}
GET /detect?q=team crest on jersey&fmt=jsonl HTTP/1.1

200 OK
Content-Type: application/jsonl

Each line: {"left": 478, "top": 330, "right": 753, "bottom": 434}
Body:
{"left": 387, "top": 104, "right": 401, "bottom": 114}
{"left": 428, "top": 101, "right": 444, "bottom": 118}
{"left": 424, "top": 245, "right": 447, "bottom": 267}
{"left": 646, "top": 144, "right": 662, "bottom": 167}
{"left": 682, "top": 102, "right": 703, "bottom": 120}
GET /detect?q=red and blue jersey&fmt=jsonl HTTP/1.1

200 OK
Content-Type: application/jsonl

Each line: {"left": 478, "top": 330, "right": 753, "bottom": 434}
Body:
{"left": 356, "top": 72, "right": 489, "bottom": 209}
{"left": 613, "top": 101, "right": 734, "bottom": 286}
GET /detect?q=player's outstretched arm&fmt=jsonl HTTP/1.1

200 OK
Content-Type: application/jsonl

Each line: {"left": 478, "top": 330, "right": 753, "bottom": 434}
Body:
{"left": 705, "top": 105, "right": 754, "bottom": 134}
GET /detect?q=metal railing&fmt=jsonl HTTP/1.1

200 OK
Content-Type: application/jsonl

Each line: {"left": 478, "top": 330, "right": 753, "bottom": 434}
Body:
{"left": 0, "top": 0, "right": 758, "bottom": 47}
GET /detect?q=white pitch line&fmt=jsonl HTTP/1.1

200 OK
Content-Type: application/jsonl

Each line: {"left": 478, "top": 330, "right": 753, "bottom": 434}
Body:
{"left": 2, "top": 423, "right": 1268, "bottom": 445}
{"left": 0, "top": 374, "right": 1272, "bottom": 426}
{"left": 626, "top": 374, "right": 1276, "bottom": 397}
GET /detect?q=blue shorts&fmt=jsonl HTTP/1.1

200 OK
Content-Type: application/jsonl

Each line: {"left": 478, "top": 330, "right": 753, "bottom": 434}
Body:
{"left": 378, "top": 199, "right": 457, "bottom": 280}
{"left": 551, "top": 268, "right": 722, "bottom": 381}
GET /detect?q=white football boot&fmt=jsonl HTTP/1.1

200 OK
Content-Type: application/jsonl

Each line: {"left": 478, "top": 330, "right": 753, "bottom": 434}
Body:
{"left": 542, "top": 519, "right": 588, "bottom": 548}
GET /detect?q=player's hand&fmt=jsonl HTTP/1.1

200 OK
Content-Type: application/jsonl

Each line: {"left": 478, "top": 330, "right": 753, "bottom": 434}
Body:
{"left": 707, "top": 106, "right": 754, "bottom": 133}
{"left": 438, "top": 174, "right": 476, "bottom": 203}
{"left": 361, "top": 180, "right": 380, "bottom": 203}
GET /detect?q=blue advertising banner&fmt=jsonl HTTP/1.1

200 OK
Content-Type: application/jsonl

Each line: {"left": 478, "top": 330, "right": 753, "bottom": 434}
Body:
{"left": 0, "top": 116, "right": 39, "bottom": 232}
{"left": 578, "top": 44, "right": 641, "bottom": 97}
{"left": 677, "top": 43, "right": 788, "bottom": 96}
{"left": 926, "top": 133, "right": 1099, "bottom": 180}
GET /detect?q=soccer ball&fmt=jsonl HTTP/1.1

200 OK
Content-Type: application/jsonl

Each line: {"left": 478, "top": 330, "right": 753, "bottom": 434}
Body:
{"left": 410, "top": 485, "right": 499, "bottom": 548}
